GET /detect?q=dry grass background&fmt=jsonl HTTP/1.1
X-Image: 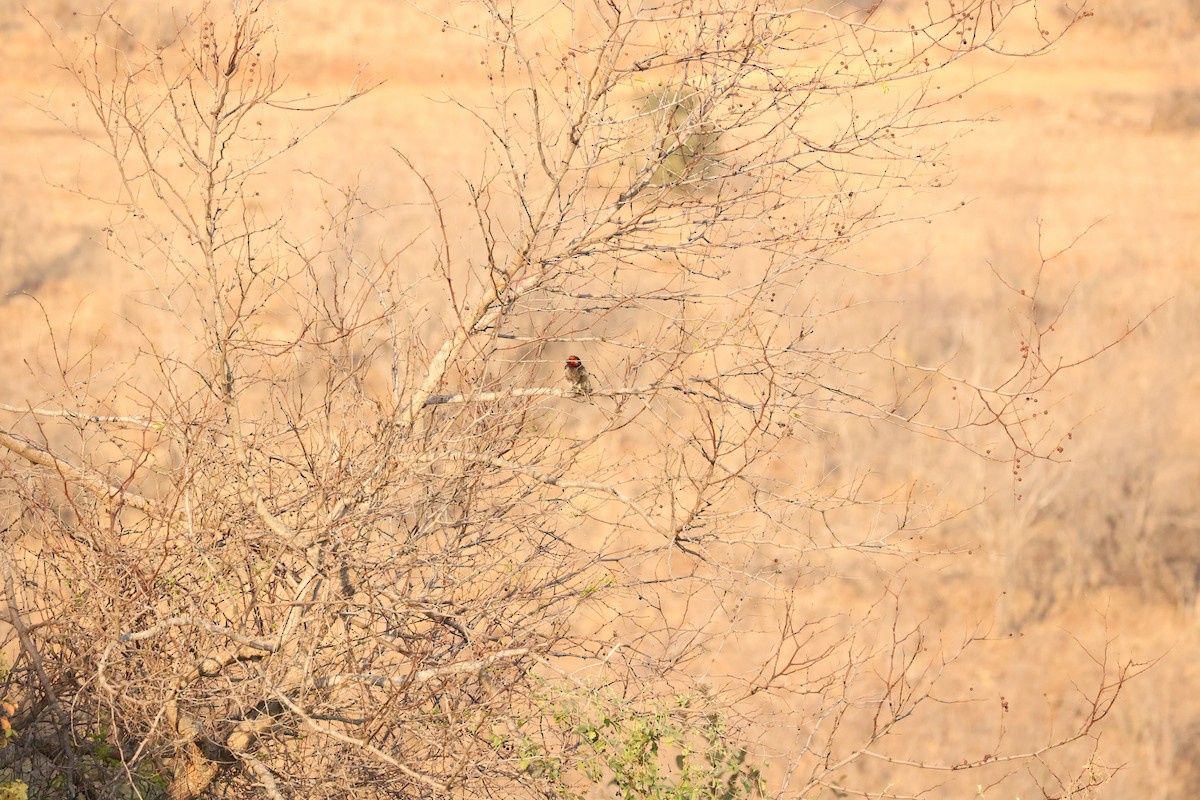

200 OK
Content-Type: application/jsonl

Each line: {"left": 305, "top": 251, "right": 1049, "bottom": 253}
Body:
{"left": 1, "top": 0, "right": 1199, "bottom": 795}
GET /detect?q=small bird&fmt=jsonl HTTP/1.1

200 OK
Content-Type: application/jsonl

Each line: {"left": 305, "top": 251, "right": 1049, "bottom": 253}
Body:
{"left": 563, "top": 355, "right": 593, "bottom": 398}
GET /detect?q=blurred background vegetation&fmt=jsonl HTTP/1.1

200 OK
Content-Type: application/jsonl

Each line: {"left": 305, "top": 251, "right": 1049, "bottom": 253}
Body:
{"left": 0, "top": 0, "right": 1197, "bottom": 795}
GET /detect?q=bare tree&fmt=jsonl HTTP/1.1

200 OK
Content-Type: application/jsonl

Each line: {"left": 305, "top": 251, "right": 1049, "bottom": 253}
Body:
{"left": 0, "top": 1, "right": 1145, "bottom": 799}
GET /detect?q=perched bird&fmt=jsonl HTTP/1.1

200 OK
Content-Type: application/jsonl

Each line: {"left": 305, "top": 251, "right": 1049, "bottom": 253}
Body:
{"left": 563, "top": 354, "right": 593, "bottom": 398}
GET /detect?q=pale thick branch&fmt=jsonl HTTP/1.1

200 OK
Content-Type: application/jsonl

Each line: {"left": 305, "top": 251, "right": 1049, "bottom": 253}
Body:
{"left": 0, "top": 427, "right": 163, "bottom": 517}
{"left": 119, "top": 617, "right": 281, "bottom": 652}
{"left": 240, "top": 755, "right": 286, "bottom": 800}
{"left": 400, "top": 36, "right": 596, "bottom": 429}
{"left": 311, "top": 647, "right": 531, "bottom": 690}
{"left": 0, "top": 401, "right": 162, "bottom": 429}
{"left": 423, "top": 380, "right": 758, "bottom": 410}
{"left": 271, "top": 690, "right": 449, "bottom": 794}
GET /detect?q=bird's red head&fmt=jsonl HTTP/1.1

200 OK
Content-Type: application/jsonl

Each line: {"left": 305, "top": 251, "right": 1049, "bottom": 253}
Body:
{"left": 565, "top": 355, "right": 583, "bottom": 369}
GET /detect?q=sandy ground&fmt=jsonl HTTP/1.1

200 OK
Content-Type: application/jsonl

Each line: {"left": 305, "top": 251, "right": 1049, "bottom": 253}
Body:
{"left": 2, "top": 1, "right": 1200, "bottom": 795}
